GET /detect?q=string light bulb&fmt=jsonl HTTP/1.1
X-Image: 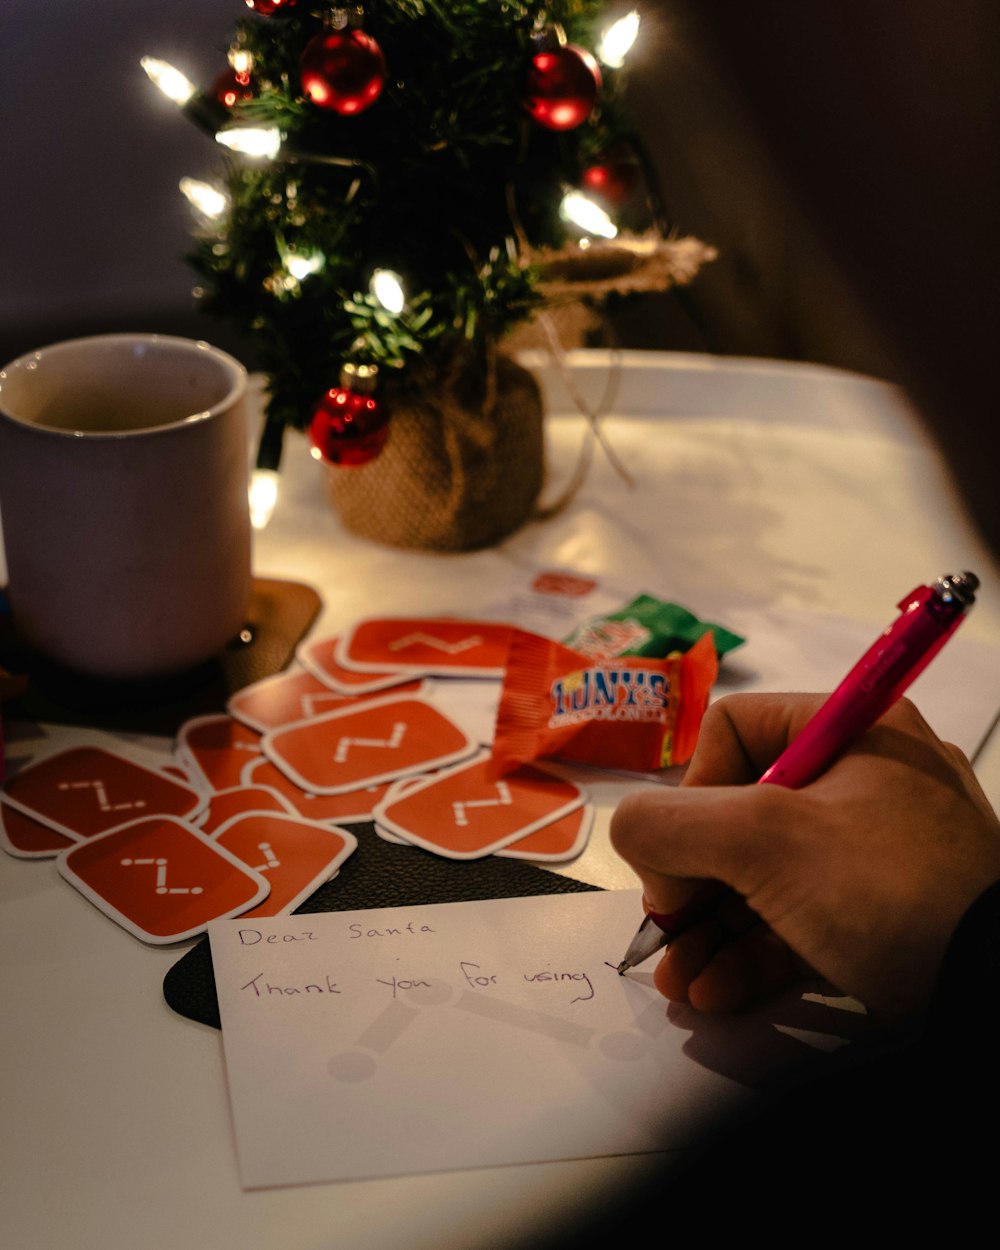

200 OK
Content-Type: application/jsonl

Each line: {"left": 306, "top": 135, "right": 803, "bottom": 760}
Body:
{"left": 216, "top": 126, "right": 282, "bottom": 159}
{"left": 598, "top": 11, "right": 640, "bottom": 68}
{"left": 559, "top": 189, "right": 618, "bottom": 239}
{"left": 370, "top": 268, "right": 405, "bottom": 313}
{"left": 141, "top": 56, "right": 197, "bottom": 105}
{"left": 229, "top": 47, "right": 254, "bottom": 77}
{"left": 285, "top": 250, "right": 325, "bottom": 280}
{"left": 179, "top": 177, "right": 229, "bottom": 221}
{"left": 141, "top": 55, "right": 228, "bottom": 133}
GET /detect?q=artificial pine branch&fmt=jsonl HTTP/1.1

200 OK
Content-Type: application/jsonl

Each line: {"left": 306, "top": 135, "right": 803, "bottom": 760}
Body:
{"left": 179, "top": 1, "right": 636, "bottom": 428}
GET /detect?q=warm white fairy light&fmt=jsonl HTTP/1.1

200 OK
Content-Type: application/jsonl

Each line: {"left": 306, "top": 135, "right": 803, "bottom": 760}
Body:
{"left": 598, "top": 11, "right": 640, "bottom": 68}
{"left": 285, "top": 250, "right": 325, "bottom": 280}
{"left": 140, "top": 56, "right": 197, "bottom": 105}
{"left": 559, "top": 190, "right": 618, "bottom": 239}
{"left": 370, "top": 268, "right": 405, "bottom": 313}
{"left": 229, "top": 48, "right": 254, "bottom": 75}
{"left": 179, "top": 177, "right": 229, "bottom": 221}
{"left": 248, "top": 469, "right": 280, "bottom": 529}
{"left": 216, "top": 126, "right": 282, "bottom": 159}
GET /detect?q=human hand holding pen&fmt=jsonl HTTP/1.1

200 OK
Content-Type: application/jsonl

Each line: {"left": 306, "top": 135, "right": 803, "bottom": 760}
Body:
{"left": 610, "top": 692, "right": 1000, "bottom": 1024}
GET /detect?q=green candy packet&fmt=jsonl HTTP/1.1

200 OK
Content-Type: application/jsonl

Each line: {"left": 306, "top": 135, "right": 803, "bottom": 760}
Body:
{"left": 563, "top": 593, "right": 745, "bottom": 660}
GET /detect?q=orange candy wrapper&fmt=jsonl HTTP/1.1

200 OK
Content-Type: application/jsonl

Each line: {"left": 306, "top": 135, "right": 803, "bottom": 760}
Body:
{"left": 491, "top": 629, "right": 718, "bottom": 776}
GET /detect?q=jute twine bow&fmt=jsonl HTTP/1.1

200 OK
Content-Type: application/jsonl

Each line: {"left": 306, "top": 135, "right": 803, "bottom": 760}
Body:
{"left": 524, "top": 231, "right": 718, "bottom": 520}
{"left": 530, "top": 310, "right": 633, "bottom": 524}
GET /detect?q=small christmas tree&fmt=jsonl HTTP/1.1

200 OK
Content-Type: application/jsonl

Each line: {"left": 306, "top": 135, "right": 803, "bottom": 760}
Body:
{"left": 143, "top": 3, "right": 712, "bottom": 543}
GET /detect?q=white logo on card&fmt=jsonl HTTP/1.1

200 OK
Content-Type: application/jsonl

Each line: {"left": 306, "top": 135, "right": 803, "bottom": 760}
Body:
{"left": 334, "top": 722, "right": 406, "bottom": 763}
{"left": 58, "top": 778, "right": 147, "bottom": 814}
{"left": 452, "top": 781, "right": 512, "bottom": 827}
{"left": 387, "top": 632, "right": 483, "bottom": 654}
{"left": 253, "top": 842, "right": 281, "bottom": 871}
{"left": 119, "top": 855, "right": 204, "bottom": 895}
{"left": 302, "top": 693, "right": 349, "bottom": 718}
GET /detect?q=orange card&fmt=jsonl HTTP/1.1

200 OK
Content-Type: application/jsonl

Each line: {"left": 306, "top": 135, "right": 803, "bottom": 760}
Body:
{"left": 160, "top": 764, "right": 192, "bottom": 782}
{"left": 228, "top": 668, "right": 361, "bottom": 733}
{"left": 241, "top": 757, "right": 395, "bottom": 824}
{"left": 336, "top": 617, "right": 511, "bottom": 677}
{"left": 1, "top": 798, "right": 75, "bottom": 858}
{"left": 213, "top": 812, "right": 357, "bottom": 918}
{"left": 58, "top": 816, "right": 269, "bottom": 944}
{"left": 495, "top": 803, "right": 594, "bottom": 862}
{"left": 197, "top": 785, "right": 297, "bottom": 835}
{"left": 1, "top": 745, "right": 204, "bottom": 841}
{"left": 373, "top": 749, "right": 585, "bottom": 859}
{"left": 176, "top": 715, "right": 263, "bottom": 792}
{"left": 298, "top": 634, "right": 422, "bottom": 696}
{"left": 262, "top": 694, "right": 476, "bottom": 794}
{"left": 369, "top": 773, "right": 433, "bottom": 844}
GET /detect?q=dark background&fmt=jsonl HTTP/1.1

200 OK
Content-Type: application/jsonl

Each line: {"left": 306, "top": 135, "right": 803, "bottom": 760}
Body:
{"left": 2, "top": 1, "right": 997, "bottom": 553}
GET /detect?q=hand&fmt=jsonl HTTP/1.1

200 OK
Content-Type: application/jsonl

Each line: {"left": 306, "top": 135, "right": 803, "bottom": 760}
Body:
{"left": 610, "top": 693, "right": 1000, "bottom": 1023}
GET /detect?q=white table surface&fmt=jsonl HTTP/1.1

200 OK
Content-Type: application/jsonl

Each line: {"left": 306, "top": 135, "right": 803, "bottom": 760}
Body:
{"left": 3, "top": 349, "right": 999, "bottom": 1250}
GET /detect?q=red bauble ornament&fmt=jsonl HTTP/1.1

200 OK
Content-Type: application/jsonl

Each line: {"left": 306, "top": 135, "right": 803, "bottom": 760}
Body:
{"left": 244, "top": 0, "right": 298, "bottom": 16}
{"left": 308, "top": 366, "right": 388, "bottom": 466}
{"left": 300, "top": 30, "right": 386, "bottom": 116}
{"left": 525, "top": 44, "right": 601, "bottom": 131}
{"left": 213, "top": 66, "right": 255, "bottom": 108}
{"left": 582, "top": 160, "right": 639, "bottom": 205}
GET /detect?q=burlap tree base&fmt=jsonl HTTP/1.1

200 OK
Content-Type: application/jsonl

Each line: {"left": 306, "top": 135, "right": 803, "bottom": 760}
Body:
{"left": 325, "top": 342, "right": 545, "bottom": 552}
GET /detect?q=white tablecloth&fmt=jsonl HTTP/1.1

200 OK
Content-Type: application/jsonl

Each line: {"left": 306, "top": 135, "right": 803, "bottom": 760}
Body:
{"left": 3, "top": 349, "right": 999, "bottom": 1250}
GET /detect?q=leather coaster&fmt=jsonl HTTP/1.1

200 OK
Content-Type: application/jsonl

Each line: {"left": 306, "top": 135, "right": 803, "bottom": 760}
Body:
{"left": 0, "top": 577, "right": 321, "bottom": 737}
{"left": 163, "top": 820, "right": 601, "bottom": 1030}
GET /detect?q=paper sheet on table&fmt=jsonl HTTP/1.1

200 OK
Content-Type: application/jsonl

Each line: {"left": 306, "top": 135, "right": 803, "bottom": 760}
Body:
{"left": 210, "top": 891, "right": 858, "bottom": 1190}
{"left": 719, "top": 602, "right": 1000, "bottom": 762}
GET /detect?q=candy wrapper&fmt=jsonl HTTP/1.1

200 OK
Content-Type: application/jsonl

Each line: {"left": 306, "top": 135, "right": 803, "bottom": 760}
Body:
{"left": 563, "top": 593, "right": 744, "bottom": 660}
{"left": 491, "top": 629, "right": 718, "bottom": 776}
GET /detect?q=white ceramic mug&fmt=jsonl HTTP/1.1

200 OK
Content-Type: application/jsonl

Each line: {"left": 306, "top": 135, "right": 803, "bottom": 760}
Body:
{"left": 0, "top": 333, "right": 252, "bottom": 681}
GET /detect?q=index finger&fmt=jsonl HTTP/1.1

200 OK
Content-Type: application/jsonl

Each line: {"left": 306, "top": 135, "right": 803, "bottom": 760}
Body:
{"left": 682, "top": 692, "right": 831, "bottom": 788}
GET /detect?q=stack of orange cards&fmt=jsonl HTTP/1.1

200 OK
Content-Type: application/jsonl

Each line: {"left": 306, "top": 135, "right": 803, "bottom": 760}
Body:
{"left": 0, "top": 616, "right": 595, "bottom": 944}
{"left": 0, "top": 742, "right": 357, "bottom": 944}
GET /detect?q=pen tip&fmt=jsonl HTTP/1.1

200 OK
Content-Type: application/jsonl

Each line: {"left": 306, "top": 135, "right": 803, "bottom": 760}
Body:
{"left": 615, "top": 961, "right": 629, "bottom": 976}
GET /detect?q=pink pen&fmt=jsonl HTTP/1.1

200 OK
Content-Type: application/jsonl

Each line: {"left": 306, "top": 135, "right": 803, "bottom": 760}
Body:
{"left": 616, "top": 571, "right": 980, "bottom": 974}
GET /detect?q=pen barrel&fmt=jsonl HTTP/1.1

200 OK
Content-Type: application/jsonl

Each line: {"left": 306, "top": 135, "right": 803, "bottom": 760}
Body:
{"left": 759, "top": 585, "right": 969, "bottom": 789}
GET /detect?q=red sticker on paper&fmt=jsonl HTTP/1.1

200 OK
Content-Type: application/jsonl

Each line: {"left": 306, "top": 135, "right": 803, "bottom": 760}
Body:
{"left": 176, "top": 715, "right": 263, "bottom": 792}
{"left": 373, "top": 750, "right": 585, "bottom": 859}
{"left": 0, "top": 798, "right": 75, "bottom": 858}
{"left": 531, "top": 571, "right": 598, "bottom": 598}
{"left": 197, "top": 785, "right": 297, "bottom": 835}
{"left": 262, "top": 694, "right": 476, "bottom": 794}
{"left": 241, "top": 757, "right": 395, "bottom": 824}
{"left": 336, "top": 618, "right": 511, "bottom": 677}
{"left": 58, "top": 816, "right": 269, "bottom": 943}
{"left": 228, "top": 669, "right": 356, "bottom": 732}
{"left": 298, "top": 634, "right": 422, "bottom": 696}
{"left": 1, "top": 746, "right": 204, "bottom": 841}
{"left": 496, "top": 802, "right": 594, "bottom": 862}
{"left": 213, "top": 812, "right": 357, "bottom": 918}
